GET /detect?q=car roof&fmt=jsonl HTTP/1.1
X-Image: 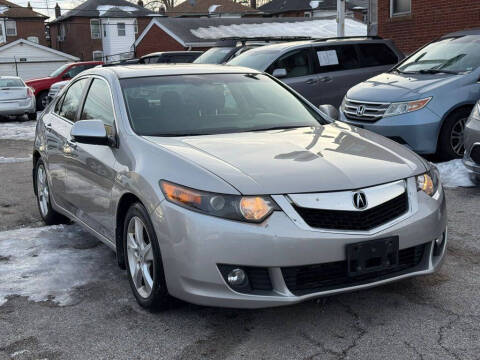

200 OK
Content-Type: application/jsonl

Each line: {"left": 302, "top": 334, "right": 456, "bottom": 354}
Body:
{"left": 0, "top": 76, "right": 22, "bottom": 80}
{"left": 142, "top": 51, "right": 203, "bottom": 58}
{"left": 442, "top": 28, "right": 480, "bottom": 38}
{"left": 83, "top": 64, "right": 261, "bottom": 79}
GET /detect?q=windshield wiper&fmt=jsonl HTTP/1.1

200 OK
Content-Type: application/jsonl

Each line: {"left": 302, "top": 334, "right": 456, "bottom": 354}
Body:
{"left": 249, "top": 125, "right": 312, "bottom": 132}
{"left": 418, "top": 69, "right": 460, "bottom": 75}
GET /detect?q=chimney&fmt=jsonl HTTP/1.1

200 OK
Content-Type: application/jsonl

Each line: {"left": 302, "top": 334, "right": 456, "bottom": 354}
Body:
{"left": 159, "top": 6, "right": 166, "bottom": 14}
{"left": 55, "top": 3, "right": 61, "bottom": 18}
{"left": 250, "top": 0, "right": 256, "bottom": 9}
{"left": 137, "top": 0, "right": 144, "bottom": 7}
{"left": 27, "top": 2, "right": 32, "bottom": 9}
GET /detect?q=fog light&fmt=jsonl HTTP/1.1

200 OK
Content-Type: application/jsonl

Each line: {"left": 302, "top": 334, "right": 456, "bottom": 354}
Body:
{"left": 433, "top": 233, "right": 445, "bottom": 257}
{"left": 227, "top": 268, "right": 246, "bottom": 286}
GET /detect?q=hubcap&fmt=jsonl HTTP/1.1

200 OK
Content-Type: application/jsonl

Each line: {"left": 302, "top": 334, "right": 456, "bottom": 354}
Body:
{"left": 37, "top": 165, "right": 49, "bottom": 217}
{"left": 127, "top": 217, "right": 154, "bottom": 298}
{"left": 450, "top": 117, "right": 467, "bottom": 156}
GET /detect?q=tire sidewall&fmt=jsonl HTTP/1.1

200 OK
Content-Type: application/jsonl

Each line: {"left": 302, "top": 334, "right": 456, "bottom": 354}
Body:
{"left": 36, "top": 92, "right": 48, "bottom": 111}
{"left": 123, "top": 203, "right": 169, "bottom": 309}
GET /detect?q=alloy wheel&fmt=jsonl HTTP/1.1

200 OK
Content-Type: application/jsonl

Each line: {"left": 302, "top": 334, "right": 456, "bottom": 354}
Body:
{"left": 126, "top": 216, "right": 155, "bottom": 298}
{"left": 450, "top": 117, "right": 467, "bottom": 156}
{"left": 37, "top": 165, "right": 50, "bottom": 217}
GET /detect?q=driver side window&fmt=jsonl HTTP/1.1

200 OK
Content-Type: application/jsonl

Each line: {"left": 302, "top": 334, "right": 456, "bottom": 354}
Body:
{"left": 80, "top": 78, "right": 115, "bottom": 135}
{"left": 268, "top": 49, "right": 314, "bottom": 78}
{"left": 57, "top": 78, "right": 89, "bottom": 121}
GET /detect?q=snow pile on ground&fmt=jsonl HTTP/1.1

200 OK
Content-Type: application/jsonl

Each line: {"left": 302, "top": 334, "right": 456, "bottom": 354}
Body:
{"left": 0, "top": 225, "right": 116, "bottom": 306}
{"left": 0, "top": 155, "right": 32, "bottom": 164}
{"left": 0, "top": 121, "right": 36, "bottom": 141}
{"left": 435, "top": 159, "right": 475, "bottom": 188}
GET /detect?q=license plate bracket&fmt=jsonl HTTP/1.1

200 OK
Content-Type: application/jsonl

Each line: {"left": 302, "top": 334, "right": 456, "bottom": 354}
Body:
{"left": 346, "top": 237, "right": 399, "bottom": 277}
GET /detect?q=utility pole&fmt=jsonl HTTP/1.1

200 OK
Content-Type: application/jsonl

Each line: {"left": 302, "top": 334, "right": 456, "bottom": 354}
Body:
{"left": 337, "top": 0, "right": 345, "bottom": 37}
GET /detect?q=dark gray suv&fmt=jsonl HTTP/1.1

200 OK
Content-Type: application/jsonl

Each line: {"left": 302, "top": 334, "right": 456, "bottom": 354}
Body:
{"left": 228, "top": 36, "right": 404, "bottom": 108}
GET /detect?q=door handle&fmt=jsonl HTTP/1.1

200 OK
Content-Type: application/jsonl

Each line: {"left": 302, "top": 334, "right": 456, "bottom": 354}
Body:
{"left": 319, "top": 76, "right": 332, "bottom": 83}
{"left": 305, "top": 78, "right": 318, "bottom": 85}
{"left": 45, "top": 123, "right": 52, "bottom": 131}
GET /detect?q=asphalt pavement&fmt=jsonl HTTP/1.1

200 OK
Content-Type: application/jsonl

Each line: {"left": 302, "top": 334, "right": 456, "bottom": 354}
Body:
{"left": 0, "top": 138, "right": 479, "bottom": 360}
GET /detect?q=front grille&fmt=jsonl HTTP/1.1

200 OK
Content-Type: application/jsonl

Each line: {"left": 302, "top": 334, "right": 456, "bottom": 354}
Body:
{"left": 218, "top": 264, "right": 272, "bottom": 294}
{"left": 293, "top": 191, "right": 409, "bottom": 231}
{"left": 470, "top": 145, "right": 480, "bottom": 165}
{"left": 343, "top": 98, "right": 390, "bottom": 122}
{"left": 282, "top": 243, "right": 427, "bottom": 295}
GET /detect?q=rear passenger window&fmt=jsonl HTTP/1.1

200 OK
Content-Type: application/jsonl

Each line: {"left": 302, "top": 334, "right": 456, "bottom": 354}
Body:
{"left": 57, "top": 78, "right": 88, "bottom": 121}
{"left": 80, "top": 79, "right": 115, "bottom": 132}
{"left": 357, "top": 44, "right": 398, "bottom": 66}
{"left": 268, "top": 49, "right": 314, "bottom": 78}
{"left": 314, "top": 45, "right": 360, "bottom": 73}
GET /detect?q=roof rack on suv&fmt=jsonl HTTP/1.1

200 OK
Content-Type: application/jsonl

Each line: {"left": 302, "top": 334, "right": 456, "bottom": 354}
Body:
{"left": 217, "top": 36, "right": 313, "bottom": 45}
{"left": 312, "top": 36, "right": 383, "bottom": 42}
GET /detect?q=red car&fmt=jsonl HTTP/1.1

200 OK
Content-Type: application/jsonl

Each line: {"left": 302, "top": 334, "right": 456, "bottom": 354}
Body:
{"left": 26, "top": 61, "right": 102, "bottom": 110}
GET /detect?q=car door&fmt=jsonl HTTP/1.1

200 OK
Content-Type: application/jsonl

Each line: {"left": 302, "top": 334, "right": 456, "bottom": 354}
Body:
{"left": 312, "top": 44, "right": 363, "bottom": 108}
{"left": 45, "top": 78, "right": 90, "bottom": 211}
{"left": 64, "top": 77, "right": 118, "bottom": 239}
{"left": 267, "top": 48, "right": 319, "bottom": 104}
{"left": 355, "top": 42, "right": 401, "bottom": 80}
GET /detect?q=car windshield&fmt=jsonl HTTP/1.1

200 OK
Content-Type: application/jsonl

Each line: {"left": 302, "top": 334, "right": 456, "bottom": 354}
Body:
{"left": 49, "top": 64, "right": 71, "bottom": 77}
{"left": 227, "top": 49, "right": 278, "bottom": 70}
{"left": 0, "top": 78, "right": 24, "bottom": 87}
{"left": 396, "top": 35, "right": 480, "bottom": 74}
{"left": 193, "top": 48, "right": 234, "bottom": 64}
{"left": 121, "top": 73, "right": 325, "bottom": 137}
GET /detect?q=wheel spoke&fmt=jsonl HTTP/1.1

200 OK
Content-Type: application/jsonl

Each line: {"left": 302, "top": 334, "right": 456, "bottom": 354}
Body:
{"left": 141, "top": 263, "right": 153, "bottom": 294}
{"left": 143, "top": 243, "right": 153, "bottom": 262}
{"left": 133, "top": 263, "right": 143, "bottom": 289}
{"left": 134, "top": 218, "right": 145, "bottom": 249}
{"left": 127, "top": 233, "right": 137, "bottom": 250}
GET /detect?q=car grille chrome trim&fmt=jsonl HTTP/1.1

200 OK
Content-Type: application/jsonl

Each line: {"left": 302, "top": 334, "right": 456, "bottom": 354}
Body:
{"left": 343, "top": 98, "right": 390, "bottom": 122}
{"left": 272, "top": 177, "right": 419, "bottom": 235}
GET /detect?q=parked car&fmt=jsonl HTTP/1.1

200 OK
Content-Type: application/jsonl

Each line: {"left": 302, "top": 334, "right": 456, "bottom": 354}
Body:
{"left": 339, "top": 29, "right": 480, "bottom": 160}
{"left": 228, "top": 36, "right": 404, "bottom": 108}
{"left": 33, "top": 64, "right": 446, "bottom": 310}
{"left": 47, "top": 80, "right": 70, "bottom": 104}
{"left": 26, "top": 61, "right": 103, "bottom": 111}
{"left": 0, "top": 76, "right": 36, "bottom": 120}
{"left": 139, "top": 51, "right": 203, "bottom": 64}
{"left": 194, "top": 37, "right": 312, "bottom": 65}
{"left": 464, "top": 100, "right": 480, "bottom": 183}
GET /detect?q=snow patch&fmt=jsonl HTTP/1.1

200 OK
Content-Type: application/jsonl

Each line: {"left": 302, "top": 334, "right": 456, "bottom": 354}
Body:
{"left": 436, "top": 159, "right": 475, "bottom": 188}
{"left": 97, "top": 5, "right": 138, "bottom": 16}
{"left": 191, "top": 18, "right": 366, "bottom": 39}
{"left": 0, "top": 121, "right": 36, "bottom": 141}
{"left": 0, "top": 155, "right": 32, "bottom": 164}
{"left": 0, "top": 225, "right": 116, "bottom": 306}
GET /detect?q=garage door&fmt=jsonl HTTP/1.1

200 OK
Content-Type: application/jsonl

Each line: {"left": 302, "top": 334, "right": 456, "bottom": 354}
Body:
{"left": 0, "top": 61, "right": 70, "bottom": 81}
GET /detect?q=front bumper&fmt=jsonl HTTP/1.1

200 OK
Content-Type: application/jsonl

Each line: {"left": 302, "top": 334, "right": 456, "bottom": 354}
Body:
{"left": 150, "top": 183, "right": 447, "bottom": 308}
{"left": 340, "top": 107, "right": 442, "bottom": 154}
{"left": 0, "top": 98, "right": 36, "bottom": 116}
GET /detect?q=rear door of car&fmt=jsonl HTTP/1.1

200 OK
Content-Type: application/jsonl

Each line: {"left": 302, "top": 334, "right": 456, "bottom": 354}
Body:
{"left": 266, "top": 48, "right": 320, "bottom": 105}
{"left": 64, "top": 76, "right": 118, "bottom": 239}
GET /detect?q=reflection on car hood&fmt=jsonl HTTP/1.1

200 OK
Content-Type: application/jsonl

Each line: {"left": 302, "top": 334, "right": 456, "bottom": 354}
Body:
{"left": 347, "top": 72, "right": 462, "bottom": 102}
{"left": 145, "top": 123, "right": 427, "bottom": 195}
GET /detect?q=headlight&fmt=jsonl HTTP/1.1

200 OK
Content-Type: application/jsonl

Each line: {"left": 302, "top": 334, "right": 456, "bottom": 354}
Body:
{"left": 384, "top": 97, "right": 432, "bottom": 117}
{"left": 471, "top": 102, "right": 480, "bottom": 121}
{"left": 160, "top": 180, "right": 278, "bottom": 222}
{"left": 416, "top": 165, "right": 440, "bottom": 197}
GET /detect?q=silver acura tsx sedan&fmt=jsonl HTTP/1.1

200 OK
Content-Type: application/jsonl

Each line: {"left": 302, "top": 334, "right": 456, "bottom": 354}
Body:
{"left": 33, "top": 65, "right": 447, "bottom": 309}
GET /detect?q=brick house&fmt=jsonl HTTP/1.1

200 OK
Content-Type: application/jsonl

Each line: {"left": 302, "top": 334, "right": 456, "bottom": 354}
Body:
{"left": 0, "top": 0, "right": 48, "bottom": 46}
{"left": 48, "top": 0, "right": 155, "bottom": 62}
{"left": 375, "top": 0, "right": 480, "bottom": 54}
{"left": 168, "top": 0, "right": 260, "bottom": 18}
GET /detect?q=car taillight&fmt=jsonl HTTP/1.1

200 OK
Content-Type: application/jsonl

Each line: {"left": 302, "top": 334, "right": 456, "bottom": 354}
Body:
{"left": 27, "top": 87, "right": 34, "bottom": 97}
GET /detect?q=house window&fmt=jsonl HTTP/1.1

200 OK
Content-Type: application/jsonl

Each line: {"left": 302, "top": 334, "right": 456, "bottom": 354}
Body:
{"left": 90, "top": 19, "right": 101, "bottom": 39}
{"left": 390, "top": 0, "right": 411, "bottom": 16}
{"left": 27, "top": 36, "right": 39, "bottom": 43}
{"left": 5, "top": 20, "right": 17, "bottom": 36}
{"left": 133, "top": 19, "right": 138, "bottom": 34}
{"left": 92, "top": 50, "right": 103, "bottom": 61}
{"left": 58, "top": 23, "right": 66, "bottom": 41}
{"left": 117, "top": 23, "right": 126, "bottom": 36}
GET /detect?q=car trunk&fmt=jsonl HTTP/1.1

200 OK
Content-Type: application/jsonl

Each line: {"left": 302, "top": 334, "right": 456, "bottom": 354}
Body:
{"left": 0, "top": 87, "right": 28, "bottom": 101}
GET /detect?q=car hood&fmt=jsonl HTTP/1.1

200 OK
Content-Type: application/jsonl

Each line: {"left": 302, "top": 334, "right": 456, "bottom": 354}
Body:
{"left": 144, "top": 123, "right": 428, "bottom": 195}
{"left": 347, "top": 72, "right": 462, "bottom": 102}
{"left": 25, "top": 77, "right": 53, "bottom": 86}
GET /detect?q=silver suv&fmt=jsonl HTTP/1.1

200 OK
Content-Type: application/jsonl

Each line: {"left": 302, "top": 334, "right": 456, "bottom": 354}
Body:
{"left": 228, "top": 36, "right": 404, "bottom": 108}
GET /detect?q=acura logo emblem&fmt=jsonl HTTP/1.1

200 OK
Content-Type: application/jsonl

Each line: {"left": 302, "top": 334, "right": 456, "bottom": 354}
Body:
{"left": 353, "top": 191, "right": 368, "bottom": 210}
{"left": 356, "top": 105, "right": 366, "bottom": 116}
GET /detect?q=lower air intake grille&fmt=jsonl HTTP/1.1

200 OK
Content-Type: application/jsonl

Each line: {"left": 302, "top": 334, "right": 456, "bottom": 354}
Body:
{"left": 282, "top": 243, "right": 427, "bottom": 296}
{"left": 293, "top": 191, "right": 409, "bottom": 231}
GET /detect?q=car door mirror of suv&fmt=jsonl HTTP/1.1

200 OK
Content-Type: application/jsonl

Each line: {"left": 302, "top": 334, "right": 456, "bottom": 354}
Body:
{"left": 318, "top": 104, "right": 339, "bottom": 121}
{"left": 272, "top": 68, "right": 287, "bottom": 78}
{"left": 71, "top": 120, "right": 109, "bottom": 145}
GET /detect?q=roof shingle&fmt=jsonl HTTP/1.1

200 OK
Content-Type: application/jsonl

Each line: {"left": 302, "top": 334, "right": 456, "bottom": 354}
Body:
{"left": 168, "top": 0, "right": 259, "bottom": 16}
{"left": 0, "top": 0, "right": 47, "bottom": 19}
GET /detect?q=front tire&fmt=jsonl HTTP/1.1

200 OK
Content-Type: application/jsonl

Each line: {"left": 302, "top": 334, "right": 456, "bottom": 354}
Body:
{"left": 437, "top": 108, "right": 471, "bottom": 160}
{"left": 123, "top": 203, "right": 170, "bottom": 310}
{"left": 35, "top": 160, "right": 69, "bottom": 225}
{"left": 36, "top": 92, "right": 48, "bottom": 111}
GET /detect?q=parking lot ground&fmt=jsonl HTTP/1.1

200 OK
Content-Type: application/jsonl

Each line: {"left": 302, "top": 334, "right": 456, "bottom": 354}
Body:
{"left": 0, "top": 138, "right": 479, "bottom": 360}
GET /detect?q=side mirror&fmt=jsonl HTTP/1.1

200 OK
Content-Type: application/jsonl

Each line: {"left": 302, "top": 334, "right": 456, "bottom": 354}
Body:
{"left": 318, "top": 104, "right": 339, "bottom": 121}
{"left": 272, "top": 68, "right": 287, "bottom": 78}
{"left": 71, "top": 120, "right": 109, "bottom": 145}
